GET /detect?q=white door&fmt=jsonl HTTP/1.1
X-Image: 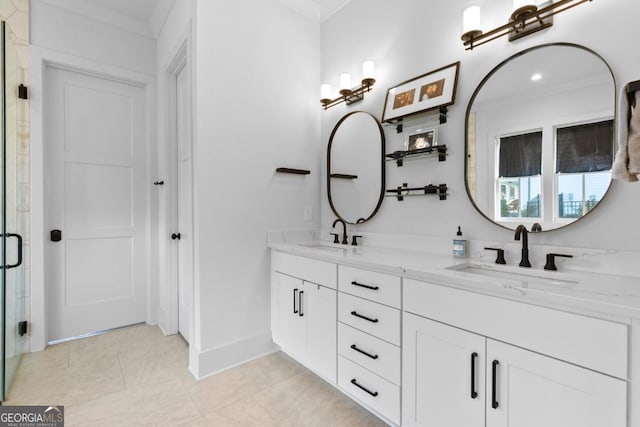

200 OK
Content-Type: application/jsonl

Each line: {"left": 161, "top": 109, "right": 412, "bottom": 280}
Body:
{"left": 402, "top": 313, "right": 486, "bottom": 427}
{"left": 176, "top": 65, "right": 193, "bottom": 342}
{"left": 45, "top": 66, "right": 147, "bottom": 342}
{"left": 304, "top": 282, "right": 336, "bottom": 382}
{"left": 486, "top": 339, "right": 627, "bottom": 427}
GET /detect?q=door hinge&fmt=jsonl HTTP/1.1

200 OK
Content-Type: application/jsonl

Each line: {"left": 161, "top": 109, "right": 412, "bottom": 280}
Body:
{"left": 18, "top": 84, "right": 28, "bottom": 100}
{"left": 18, "top": 321, "right": 28, "bottom": 336}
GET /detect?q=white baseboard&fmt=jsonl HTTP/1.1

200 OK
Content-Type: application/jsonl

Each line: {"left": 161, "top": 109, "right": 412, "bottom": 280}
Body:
{"left": 189, "top": 331, "right": 278, "bottom": 380}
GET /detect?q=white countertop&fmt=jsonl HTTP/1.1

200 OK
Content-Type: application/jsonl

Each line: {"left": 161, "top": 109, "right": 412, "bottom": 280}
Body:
{"left": 269, "top": 241, "right": 640, "bottom": 322}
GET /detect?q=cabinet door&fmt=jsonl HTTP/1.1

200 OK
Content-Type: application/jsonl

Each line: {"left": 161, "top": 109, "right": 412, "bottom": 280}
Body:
{"left": 486, "top": 339, "right": 627, "bottom": 427}
{"left": 304, "top": 282, "right": 337, "bottom": 383}
{"left": 402, "top": 313, "right": 486, "bottom": 427}
{"left": 275, "top": 273, "right": 306, "bottom": 362}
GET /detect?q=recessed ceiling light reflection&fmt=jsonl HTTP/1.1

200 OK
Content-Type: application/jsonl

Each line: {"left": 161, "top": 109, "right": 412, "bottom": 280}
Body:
{"left": 531, "top": 73, "right": 542, "bottom": 81}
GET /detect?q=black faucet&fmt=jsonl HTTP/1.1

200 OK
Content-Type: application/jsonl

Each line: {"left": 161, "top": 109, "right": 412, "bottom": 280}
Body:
{"left": 332, "top": 218, "right": 348, "bottom": 245}
{"left": 514, "top": 225, "right": 531, "bottom": 268}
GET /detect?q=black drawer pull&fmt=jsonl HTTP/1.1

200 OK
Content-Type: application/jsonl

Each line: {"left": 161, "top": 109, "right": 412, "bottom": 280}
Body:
{"left": 351, "top": 281, "right": 380, "bottom": 291}
{"left": 298, "top": 291, "right": 304, "bottom": 317}
{"left": 350, "top": 378, "right": 378, "bottom": 397}
{"left": 492, "top": 360, "right": 500, "bottom": 409}
{"left": 293, "top": 288, "right": 298, "bottom": 314}
{"left": 350, "top": 344, "right": 379, "bottom": 360}
{"left": 351, "top": 311, "right": 379, "bottom": 323}
{"left": 471, "top": 352, "right": 478, "bottom": 399}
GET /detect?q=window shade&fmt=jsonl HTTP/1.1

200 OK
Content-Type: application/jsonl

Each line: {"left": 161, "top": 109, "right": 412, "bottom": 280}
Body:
{"left": 498, "top": 131, "right": 542, "bottom": 178}
{"left": 556, "top": 120, "right": 613, "bottom": 173}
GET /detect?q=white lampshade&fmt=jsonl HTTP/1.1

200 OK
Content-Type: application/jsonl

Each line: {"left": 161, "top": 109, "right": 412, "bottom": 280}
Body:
{"left": 462, "top": 4, "right": 482, "bottom": 34}
{"left": 320, "top": 83, "right": 332, "bottom": 100}
{"left": 513, "top": 0, "right": 537, "bottom": 11}
{"left": 362, "top": 60, "right": 375, "bottom": 81}
{"left": 339, "top": 73, "right": 352, "bottom": 92}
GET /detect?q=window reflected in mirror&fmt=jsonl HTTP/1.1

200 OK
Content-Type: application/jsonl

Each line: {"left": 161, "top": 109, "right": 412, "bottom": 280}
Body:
{"left": 465, "top": 44, "right": 615, "bottom": 231}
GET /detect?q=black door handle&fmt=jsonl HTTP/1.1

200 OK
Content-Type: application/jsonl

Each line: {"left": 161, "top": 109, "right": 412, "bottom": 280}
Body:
{"left": 470, "top": 352, "right": 478, "bottom": 399}
{"left": 171, "top": 233, "right": 181, "bottom": 240}
{"left": 492, "top": 360, "right": 500, "bottom": 409}
{"left": 350, "top": 379, "right": 378, "bottom": 397}
{"left": 351, "top": 281, "right": 380, "bottom": 291}
{"left": 350, "top": 311, "right": 378, "bottom": 323}
{"left": 350, "top": 344, "right": 379, "bottom": 360}
{"left": 298, "top": 291, "right": 304, "bottom": 317}
{"left": 293, "top": 288, "right": 298, "bottom": 314}
{"left": 2, "top": 233, "right": 22, "bottom": 269}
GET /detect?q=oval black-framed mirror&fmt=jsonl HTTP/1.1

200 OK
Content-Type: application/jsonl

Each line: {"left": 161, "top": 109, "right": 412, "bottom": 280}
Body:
{"left": 465, "top": 43, "right": 616, "bottom": 232}
{"left": 327, "top": 111, "right": 386, "bottom": 224}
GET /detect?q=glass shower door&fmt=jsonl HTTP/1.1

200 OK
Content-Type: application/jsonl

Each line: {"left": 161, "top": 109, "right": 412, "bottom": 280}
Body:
{"left": 1, "top": 21, "right": 26, "bottom": 400}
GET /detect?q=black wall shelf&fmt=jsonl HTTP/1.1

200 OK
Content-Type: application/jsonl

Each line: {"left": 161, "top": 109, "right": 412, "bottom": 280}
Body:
{"left": 385, "top": 183, "right": 448, "bottom": 201}
{"left": 330, "top": 173, "right": 358, "bottom": 179}
{"left": 276, "top": 168, "right": 310, "bottom": 175}
{"left": 385, "top": 107, "right": 448, "bottom": 133}
{"left": 386, "top": 145, "right": 447, "bottom": 166}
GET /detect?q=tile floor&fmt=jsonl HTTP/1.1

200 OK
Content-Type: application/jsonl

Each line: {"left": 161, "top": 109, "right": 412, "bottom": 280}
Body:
{"left": 5, "top": 324, "right": 388, "bottom": 426}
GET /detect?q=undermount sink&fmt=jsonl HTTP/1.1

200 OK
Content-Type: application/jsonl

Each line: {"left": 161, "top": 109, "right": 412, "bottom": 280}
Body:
{"left": 299, "top": 242, "right": 347, "bottom": 253}
{"left": 446, "top": 263, "right": 579, "bottom": 289}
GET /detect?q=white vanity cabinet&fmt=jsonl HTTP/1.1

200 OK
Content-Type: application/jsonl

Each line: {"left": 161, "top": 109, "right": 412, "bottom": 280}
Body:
{"left": 271, "top": 252, "right": 337, "bottom": 383}
{"left": 336, "top": 265, "right": 402, "bottom": 425}
{"left": 402, "top": 279, "right": 628, "bottom": 427}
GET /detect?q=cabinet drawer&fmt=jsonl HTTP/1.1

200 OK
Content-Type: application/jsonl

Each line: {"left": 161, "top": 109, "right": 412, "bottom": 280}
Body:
{"left": 338, "top": 292, "right": 401, "bottom": 345}
{"left": 338, "top": 355, "right": 400, "bottom": 425}
{"left": 272, "top": 251, "right": 337, "bottom": 289}
{"left": 338, "top": 265, "right": 401, "bottom": 308}
{"left": 338, "top": 322, "right": 400, "bottom": 385}
{"left": 404, "top": 278, "right": 628, "bottom": 379}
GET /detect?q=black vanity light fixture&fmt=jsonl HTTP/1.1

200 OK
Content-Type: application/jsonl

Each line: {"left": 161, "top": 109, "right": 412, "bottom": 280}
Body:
{"left": 320, "top": 60, "right": 376, "bottom": 109}
{"left": 461, "top": 0, "right": 592, "bottom": 51}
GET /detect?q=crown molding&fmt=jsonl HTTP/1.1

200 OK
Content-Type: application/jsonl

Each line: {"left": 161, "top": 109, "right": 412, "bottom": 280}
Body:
{"left": 36, "top": 0, "right": 154, "bottom": 38}
{"left": 150, "top": 0, "right": 176, "bottom": 38}
{"left": 279, "top": 0, "right": 352, "bottom": 23}
{"left": 318, "top": 0, "right": 352, "bottom": 22}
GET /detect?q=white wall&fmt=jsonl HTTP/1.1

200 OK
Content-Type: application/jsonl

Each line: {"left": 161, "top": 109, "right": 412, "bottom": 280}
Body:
{"left": 192, "top": 0, "right": 321, "bottom": 376}
{"left": 320, "top": 0, "right": 640, "bottom": 252}
{"left": 30, "top": 0, "right": 156, "bottom": 76}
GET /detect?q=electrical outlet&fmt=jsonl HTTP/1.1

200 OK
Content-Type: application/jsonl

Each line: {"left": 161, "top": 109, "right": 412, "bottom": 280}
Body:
{"left": 304, "top": 206, "right": 312, "bottom": 221}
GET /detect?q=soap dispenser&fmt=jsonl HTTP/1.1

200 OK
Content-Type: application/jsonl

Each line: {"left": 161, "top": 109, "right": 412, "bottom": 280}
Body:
{"left": 453, "top": 226, "right": 467, "bottom": 257}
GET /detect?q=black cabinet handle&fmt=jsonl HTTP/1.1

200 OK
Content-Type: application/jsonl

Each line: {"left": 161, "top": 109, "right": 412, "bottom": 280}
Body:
{"left": 351, "top": 311, "right": 378, "bottom": 323}
{"left": 171, "top": 233, "right": 181, "bottom": 240}
{"left": 298, "top": 291, "right": 304, "bottom": 317}
{"left": 350, "top": 379, "right": 378, "bottom": 397}
{"left": 492, "top": 360, "right": 500, "bottom": 409}
{"left": 350, "top": 344, "right": 379, "bottom": 360}
{"left": 471, "top": 352, "right": 478, "bottom": 399}
{"left": 2, "top": 233, "right": 22, "bottom": 269}
{"left": 293, "top": 288, "right": 298, "bottom": 314}
{"left": 351, "top": 281, "right": 380, "bottom": 291}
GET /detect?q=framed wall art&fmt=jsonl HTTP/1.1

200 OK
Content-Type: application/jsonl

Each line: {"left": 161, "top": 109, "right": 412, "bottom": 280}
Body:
{"left": 382, "top": 62, "right": 460, "bottom": 123}
{"left": 405, "top": 127, "right": 437, "bottom": 151}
